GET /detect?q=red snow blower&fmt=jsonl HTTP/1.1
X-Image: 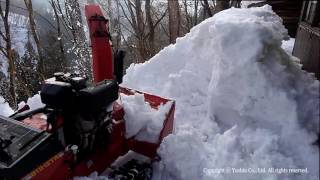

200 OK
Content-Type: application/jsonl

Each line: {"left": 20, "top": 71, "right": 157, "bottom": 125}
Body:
{"left": 0, "top": 5, "right": 175, "bottom": 180}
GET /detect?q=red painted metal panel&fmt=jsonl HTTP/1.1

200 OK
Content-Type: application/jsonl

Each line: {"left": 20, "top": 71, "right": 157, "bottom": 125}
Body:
{"left": 22, "top": 152, "right": 72, "bottom": 180}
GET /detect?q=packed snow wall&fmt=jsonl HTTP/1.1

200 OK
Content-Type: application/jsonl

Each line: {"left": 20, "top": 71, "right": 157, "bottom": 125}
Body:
{"left": 123, "top": 5, "right": 319, "bottom": 180}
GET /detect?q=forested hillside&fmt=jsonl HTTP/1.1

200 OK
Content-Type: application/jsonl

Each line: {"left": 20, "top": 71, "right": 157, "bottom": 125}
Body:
{"left": 0, "top": 0, "right": 244, "bottom": 108}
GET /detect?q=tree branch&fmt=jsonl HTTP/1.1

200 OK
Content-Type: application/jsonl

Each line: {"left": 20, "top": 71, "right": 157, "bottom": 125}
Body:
{"left": 124, "top": 0, "right": 137, "bottom": 31}
{"left": 4, "top": 0, "right": 9, "bottom": 19}
{"left": 119, "top": 1, "right": 135, "bottom": 29}
{"left": 0, "top": 31, "right": 6, "bottom": 41}
{"left": 119, "top": 22, "right": 137, "bottom": 38}
{"left": 153, "top": 8, "right": 168, "bottom": 29}
{"left": 143, "top": 8, "right": 168, "bottom": 41}
{"left": 0, "top": 45, "right": 8, "bottom": 57}
{"left": 0, "top": 2, "right": 4, "bottom": 19}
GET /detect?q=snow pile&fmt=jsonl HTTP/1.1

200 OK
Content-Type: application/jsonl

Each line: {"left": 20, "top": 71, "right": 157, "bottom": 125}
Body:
{"left": 120, "top": 93, "right": 172, "bottom": 143}
{"left": 0, "top": 96, "right": 14, "bottom": 116}
{"left": 281, "top": 38, "right": 295, "bottom": 55}
{"left": 123, "top": 5, "right": 319, "bottom": 180}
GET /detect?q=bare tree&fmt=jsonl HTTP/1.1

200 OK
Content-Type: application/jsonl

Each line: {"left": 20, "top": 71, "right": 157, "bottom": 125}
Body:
{"left": 145, "top": 0, "right": 167, "bottom": 57}
{"left": 15, "top": 32, "right": 38, "bottom": 100}
{"left": 66, "top": 0, "right": 91, "bottom": 76}
{"left": 113, "top": 0, "right": 122, "bottom": 52}
{"left": 214, "top": 0, "right": 230, "bottom": 14}
{"left": 193, "top": 0, "right": 199, "bottom": 26}
{"left": 183, "top": 0, "right": 191, "bottom": 31}
{"left": 214, "top": 0, "right": 242, "bottom": 14}
{"left": 119, "top": 0, "right": 146, "bottom": 62}
{"left": 168, "top": 0, "right": 181, "bottom": 43}
{"left": 24, "top": 0, "right": 45, "bottom": 79}
{"left": 0, "top": 0, "right": 17, "bottom": 108}
{"left": 49, "top": 0, "right": 66, "bottom": 66}
{"left": 182, "top": 0, "right": 210, "bottom": 33}
{"left": 135, "top": 0, "right": 147, "bottom": 61}
{"left": 119, "top": 0, "right": 167, "bottom": 62}
{"left": 145, "top": 0, "right": 155, "bottom": 55}
{"left": 230, "top": 0, "right": 242, "bottom": 8}
{"left": 51, "top": 0, "right": 91, "bottom": 77}
{"left": 202, "top": 0, "right": 213, "bottom": 17}
{"left": 107, "top": 0, "right": 113, "bottom": 20}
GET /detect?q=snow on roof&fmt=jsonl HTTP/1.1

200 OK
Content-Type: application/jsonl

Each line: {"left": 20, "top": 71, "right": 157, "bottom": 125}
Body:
{"left": 122, "top": 5, "right": 319, "bottom": 180}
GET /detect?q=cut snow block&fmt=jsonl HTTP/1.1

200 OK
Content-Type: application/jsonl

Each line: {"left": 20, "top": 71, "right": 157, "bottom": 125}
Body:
{"left": 119, "top": 86, "right": 175, "bottom": 158}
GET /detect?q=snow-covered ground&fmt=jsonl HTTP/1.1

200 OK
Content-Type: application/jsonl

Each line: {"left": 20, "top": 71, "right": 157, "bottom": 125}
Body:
{"left": 0, "top": 5, "right": 318, "bottom": 180}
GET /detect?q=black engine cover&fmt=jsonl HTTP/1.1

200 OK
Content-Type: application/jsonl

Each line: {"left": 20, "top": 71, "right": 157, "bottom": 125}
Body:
{"left": 40, "top": 74, "right": 119, "bottom": 112}
{"left": 78, "top": 80, "right": 119, "bottom": 112}
{"left": 40, "top": 81, "right": 74, "bottom": 109}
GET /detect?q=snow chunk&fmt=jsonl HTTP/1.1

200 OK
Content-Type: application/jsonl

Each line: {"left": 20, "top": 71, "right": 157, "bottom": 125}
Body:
{"left": 120, "top": 93, "right": 172, "bottom": 143}
{"left": 123, "top": 5, "right": 319, "bottom": 180}
{"left": 73, "top": 172, "right": 108, "bottom": 180}
{"left": 0, "top": 94, "right": 44, "bottom": 118}
{"left": 0, "top": 96, "right": 13, "bottom": 116}
{"left": 281, "top": 38, "right": 295, "bottom": 55}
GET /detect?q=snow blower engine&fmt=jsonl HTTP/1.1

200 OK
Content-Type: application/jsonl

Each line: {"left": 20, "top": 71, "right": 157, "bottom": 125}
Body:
{"left": 41, "top": 72, "right": 119, "bottom": 155}
{"left": 0, "top": 4, "right": 175, "bottom": 180}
